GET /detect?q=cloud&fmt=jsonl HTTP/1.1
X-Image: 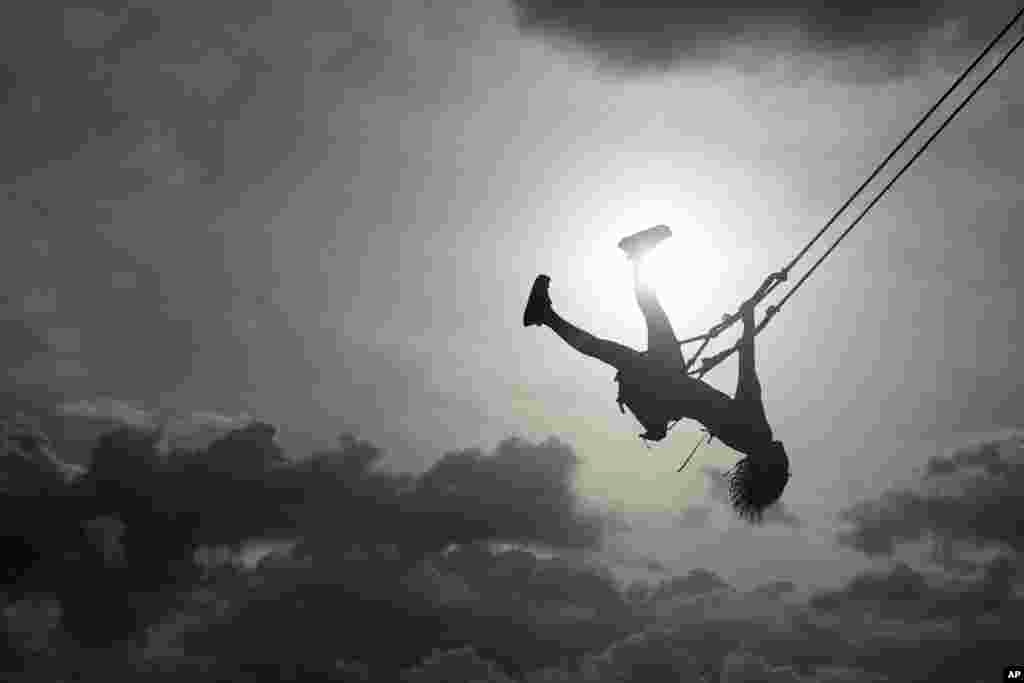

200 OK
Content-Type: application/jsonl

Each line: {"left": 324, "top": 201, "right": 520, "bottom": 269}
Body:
{"left": 81, "top": 514, "right": 127, "bottom": 566}
{"left": 751, "top": 580, "right": 797, "bottom": 599}
{"left": 2, "top": 595, "right": 62, "bottom": 656}
{"left": 821, "top": 435, "right": 1024, "bottom": 623}
{"left": 802, "top": 434, "right": 1024, "bottom": 681}
{"left": 1, "top": 413, "right": 85, "bottom": 490}
{"left": 57, "top": 397, "right": 155, "bottom": 428}
{"left": 3, "top": 416, "right": 621, "bottom": 673}
{"left": 405, "top": 437, "right": 609, "bottom": 552}
{"left": 721, "top": 650, "right": 801, "bottom": 683}
{"left": 923, "top": 438, "right": 1018, "bottom": 478}
{"left": 810, "top": 555, "right": 1020, "bottom": 622}
{"left": 579, "top": 629, "right": 708, "bottom": 683}
{"left": 180, "top": 543, "right": 633, "bottom": 678}
{"left": 56, "top": 397, "right": 256, "bottom": 452}
{"left": 676, "top": 505, "right": 712, "bottom": 529}
{"left": 424, "top": 543, "right": 628, "bottom": 616}
{"left": 294, "top": 435, "right": 609, "bottom": 567}
{"left": 809, "top": 562, "right": 933, "bottom": 618}
{"left": 837, "top": 433, "right": 1024, "bottom": 556}
{"left": 404, "top": 557, "right": 482, "bottom": 608}
{"left": 22, "top": 416, "right": 607, "bottom": 576}
{"left": 403, "top": 647, "right": 516, "bottom": 683}
{"left": 650, "top": 568, "right": 731, "bottom": 602}
{"left": 509, "top": 0, "right": 1018, "bottom": 80}
{"left": 8, "top": 416, "right": 1022, "bottom": 681}
{"left": 704, "top": 467, "right": 803, "bottom": 528}
{"left": 594, "top": 542, "right": 671, "bottom": 574}
{"left": 2, "top": 416, "right": 299, "bottom": 649}
{"left": 143, "top": 436, "right": 626, "bottom": 677}
{"left": 805, "top": 668, "right": 891, "bottom": 683}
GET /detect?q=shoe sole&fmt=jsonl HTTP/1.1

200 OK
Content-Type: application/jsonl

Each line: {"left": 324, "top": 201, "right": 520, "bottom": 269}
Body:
{"left": 618, "top": 225, "right": 672, "bottom": 258}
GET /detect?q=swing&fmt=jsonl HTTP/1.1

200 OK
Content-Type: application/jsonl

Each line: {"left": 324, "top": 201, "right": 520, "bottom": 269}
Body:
{"left": 671, "top": 6, "right": 1024, "bottom": 470}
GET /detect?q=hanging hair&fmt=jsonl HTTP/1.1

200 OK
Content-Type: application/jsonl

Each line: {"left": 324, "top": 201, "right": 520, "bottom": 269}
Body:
{"left": 726, "top": 441, "right": 790, "bottom": 523}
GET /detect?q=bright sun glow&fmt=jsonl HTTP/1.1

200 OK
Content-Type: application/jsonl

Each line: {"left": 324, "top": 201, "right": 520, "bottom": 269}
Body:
{"left": 573, "top": 189, "right": 730, "bottom": 333}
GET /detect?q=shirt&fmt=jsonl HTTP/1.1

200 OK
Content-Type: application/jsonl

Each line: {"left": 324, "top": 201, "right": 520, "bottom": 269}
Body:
{"left": 615, "top": 355, "right": 772, "bottom": 456}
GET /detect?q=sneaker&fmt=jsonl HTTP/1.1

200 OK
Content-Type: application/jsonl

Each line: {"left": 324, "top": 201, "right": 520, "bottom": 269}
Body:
{"left": 523, "top": 274, "right": 552, "bottom": 327}
{"left": 618, "top": 225, "right": 672, "bottom": 261}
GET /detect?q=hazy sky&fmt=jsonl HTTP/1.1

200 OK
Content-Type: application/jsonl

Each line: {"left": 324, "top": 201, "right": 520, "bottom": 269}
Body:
{"left": 3, "top": 0, "right": 1022, "bottom": 588}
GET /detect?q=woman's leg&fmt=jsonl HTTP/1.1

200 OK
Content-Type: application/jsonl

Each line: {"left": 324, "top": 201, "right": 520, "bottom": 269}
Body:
{"left": 633, "top": 263, "right": 686, "bottom": 370}
{"left": 546, "top": 309, "right": 640, "bottom": 370}
{"left": 525, "top": 274, "right": 640, "bottom": 369}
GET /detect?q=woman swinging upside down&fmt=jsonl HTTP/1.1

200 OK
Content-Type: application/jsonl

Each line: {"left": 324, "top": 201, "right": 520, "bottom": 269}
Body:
{"left": 523, "top": 225, "right": 790, "bottom": 522}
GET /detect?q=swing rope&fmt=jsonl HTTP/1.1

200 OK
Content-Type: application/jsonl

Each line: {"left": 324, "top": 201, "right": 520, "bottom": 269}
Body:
{"left": 774, "top": 25, "right": 1024, "bottom": 316}
{"left": 670, "top": 7, "right": 1023, "bottom": 466}
{"left": 676, "top": 428, "right": 712, "bottom": 472}
{"left": 680, "top": 5, "right": 1024, "bottom": 381}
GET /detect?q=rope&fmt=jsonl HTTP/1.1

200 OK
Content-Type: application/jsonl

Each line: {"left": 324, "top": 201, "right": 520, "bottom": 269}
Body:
{"left": 782, "top": 4, "right": 1024, "bottom": 275}
{"left": 774, "top": 27, "right": 1024, "bottom": 314}
{"left": 676, "top": 429, "right": 711, "bottom": 472}
{"left": 682, "top": 6, "right": 1024, "bottom": 379}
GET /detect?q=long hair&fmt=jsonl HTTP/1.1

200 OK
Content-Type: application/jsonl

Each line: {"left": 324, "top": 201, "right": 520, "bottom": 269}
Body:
{"left": 726, "top": 441, "right": 790, "bottom": 523}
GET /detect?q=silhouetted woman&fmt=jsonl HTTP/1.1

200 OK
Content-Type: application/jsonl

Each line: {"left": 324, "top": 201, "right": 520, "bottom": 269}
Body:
{"left": 523, "top": 225, "right": 790, "bottom": 521}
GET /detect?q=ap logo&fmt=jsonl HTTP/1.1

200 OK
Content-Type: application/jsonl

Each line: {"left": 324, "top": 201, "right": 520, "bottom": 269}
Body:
{"left": 1006, "top": 667, "right": 1023, "bottom": 680}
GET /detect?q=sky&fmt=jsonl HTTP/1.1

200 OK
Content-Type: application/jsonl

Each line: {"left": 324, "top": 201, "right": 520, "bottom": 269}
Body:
{"left": 3, "top": 0, "right": 1023, "bottom": 617}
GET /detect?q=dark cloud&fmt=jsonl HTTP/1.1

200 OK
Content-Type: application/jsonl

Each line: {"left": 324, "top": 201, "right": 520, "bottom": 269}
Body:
{"left": 585, "top": 435, "right": 1024, "bottom": 683}
{"left": 719, "top": 650, "right": 802, "bottom": 683}
{"left": 509, "top": 0, "right": 1017, "bottom": 79}
{"left": 0, "top": 387, "right": 110, "bottom": 471}
{"left": 7, "top": 415, "right": 1023, "bottom": 681}
{"left": 810, "top": 562, "right": 933, "bottom": 618}
{"left": 804, "top": 561, "right": 1023, "bottom": 682}
{"left": 291, "top": 435, "right": 608, "bottom": 567}
{"left": 1, "top": 413, "right": 84, "bottom": 496}
{"left": 704, "top": 467, "right": 803, "bottom": 528}
{"left": 404, "top": 647, "right": 516, "bottom": 683}
{"left": 924, "top": 439, "right": 1015, "bottom": 478}
{"left": 180, "top": 544, "right": 636, "bottom": 678}
{"left": 838, "top": 435, "right": 1024, "bottom": 556}
{"left": 649, "top": 568, "right": 731, "bottom": 602}
{"left": 578, "top": 629, "right": 706, "bottom": 682}
{"left": 2, "top": 417, "right": 615, "bottom": 674}
{"left": 2, "top": 419, "right": 299, "bottom": 652}
{"left": 427, "top": 543, "right": 628, "bottom": 616}
{"left": 803, "top": 434, "right": 1024, "bottom": 682}
{"left": 813, "top": 551, "right": 1020, "bottom": 622}
{"left": 750, "top": 580, "right": 797, "bottom": 599}
{"left": 644, "top": 557, "right": 671, "bottom": 574}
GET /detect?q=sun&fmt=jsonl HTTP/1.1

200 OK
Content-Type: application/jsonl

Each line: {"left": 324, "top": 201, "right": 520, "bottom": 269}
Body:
{"left": 634, "top": 240, "right": 683, "bottom": 291}
{"left": 574, "top": 192, "right": 728, "bottom": 330}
